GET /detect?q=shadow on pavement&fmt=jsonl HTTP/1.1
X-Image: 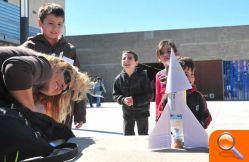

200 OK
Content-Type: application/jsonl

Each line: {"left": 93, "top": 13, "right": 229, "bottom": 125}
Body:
{"left": 152, "top": 147, "right": 209, "bottom": 153}
{"left": 72, "top": 128, "right": 123, "bottom": 135}
{"left": 68, "top": 137, "right": 95, "bottom": 161}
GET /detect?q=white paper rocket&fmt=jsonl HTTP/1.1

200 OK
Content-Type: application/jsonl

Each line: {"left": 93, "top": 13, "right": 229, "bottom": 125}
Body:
{"left": 149, "top": 49, "right": 208, "bottom": 150}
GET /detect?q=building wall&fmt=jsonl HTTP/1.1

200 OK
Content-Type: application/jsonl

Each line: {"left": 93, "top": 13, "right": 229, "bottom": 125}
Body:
{"left": 65, "top": 25, "right": 249, "bottom": 101}
{"left": 194, "top": 60, "right": 224, "bottom": 101}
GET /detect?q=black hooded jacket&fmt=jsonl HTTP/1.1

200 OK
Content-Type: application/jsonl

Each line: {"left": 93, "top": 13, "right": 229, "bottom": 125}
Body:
{"left": 21, "top": 34, "right": 80, "bottom": 67}
{"left": 113, "top": 67, "right": 153, "bottom": 118}
{"left": 186, "top": 86, "right": 212, "bottom": 129}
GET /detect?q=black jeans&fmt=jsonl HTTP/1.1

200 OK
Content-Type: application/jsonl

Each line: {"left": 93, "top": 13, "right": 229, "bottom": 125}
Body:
{"left": 86, "top": 93, "right": 93, "bottom": 107}
{"left": 123, "top": 116, "right": 148, "bottom": 135}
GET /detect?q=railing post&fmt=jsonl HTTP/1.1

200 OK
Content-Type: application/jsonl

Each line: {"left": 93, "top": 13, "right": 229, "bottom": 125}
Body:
{"left": 20, "top": 0, "right": 29, "bottom": 44}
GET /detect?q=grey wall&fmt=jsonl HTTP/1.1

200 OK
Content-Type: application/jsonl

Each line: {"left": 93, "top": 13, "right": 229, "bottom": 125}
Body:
{"left": 66, "top": 25, "right": 249, "bottom": 101}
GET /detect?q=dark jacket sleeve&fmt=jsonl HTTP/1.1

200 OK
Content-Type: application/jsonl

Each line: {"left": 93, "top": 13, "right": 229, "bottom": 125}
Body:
{"left": 195, "top": 92, "right": 212, "bottom": 129}
{"left": 2, "top": 59, "right": 33, "bottom": 90}
{"left": 73, "top": 100, "right": 86, "bottom": 123}
{"left": 21, "top": 40, "right": 35, "bottom": 50}
{"left": 200, "top": 95, "right": 212, "bottom": 129}
{"left": 112, "top": 77, "right": 125, "bottom": 105}
{"left": 1, "top": 56, "right": 52, "bottom": 90}
{"left": 68, "top": 45, "right": 86, "bottom": 123}
{"left": 68, "top": 44, "right": 80, "bottom": 68}
{"left": 132, "top": 71, "right": 153, "bottom": 107}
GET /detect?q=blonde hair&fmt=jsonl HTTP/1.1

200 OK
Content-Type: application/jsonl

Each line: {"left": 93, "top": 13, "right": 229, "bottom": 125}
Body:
{"left": 36, "top": 54, "right": 90, "bottom": 123}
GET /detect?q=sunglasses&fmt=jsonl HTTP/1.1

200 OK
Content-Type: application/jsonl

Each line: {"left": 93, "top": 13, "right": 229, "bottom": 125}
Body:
{"left": 61, "top": 70, "right": 71, "bottom": 95}
{"left": 64, "top": 70, "right": 71, "bottom": 85}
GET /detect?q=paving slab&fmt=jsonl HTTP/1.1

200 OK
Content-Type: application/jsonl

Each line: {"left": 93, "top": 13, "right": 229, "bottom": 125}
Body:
{"left": 69, "top": 101, "right": 249, "bottom": 162}
{"left": 69, "top": 136, "right": 208, "bottom": 162}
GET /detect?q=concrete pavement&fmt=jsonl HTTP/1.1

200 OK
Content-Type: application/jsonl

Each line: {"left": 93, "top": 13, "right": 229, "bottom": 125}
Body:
{"left": 73, "top": 101, "right": 249, "bottom": 136}
{"left": 70, "top": 101, "right": 249, "bottom": 162}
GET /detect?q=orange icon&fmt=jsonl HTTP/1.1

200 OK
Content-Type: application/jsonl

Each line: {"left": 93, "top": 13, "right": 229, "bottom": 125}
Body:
{"left": 217, "top": 132, "right": 244, "bottom": 160}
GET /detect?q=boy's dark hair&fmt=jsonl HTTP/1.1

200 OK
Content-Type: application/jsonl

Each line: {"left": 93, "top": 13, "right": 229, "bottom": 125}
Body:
{"left": 38, "top": 3, "right": 65, "bottom": 23}
{"left": 97, "top": 77, "right": 102, "bottom": 81}
{"left": 122, "top": 50, "right": 138, "bottom": 61}
{"left": 178, "top": 57, "right": 195, "bottom": 71}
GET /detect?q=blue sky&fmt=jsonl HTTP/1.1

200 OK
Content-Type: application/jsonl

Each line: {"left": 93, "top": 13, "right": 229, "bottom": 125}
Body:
{"left": 65, "top": 0, "right": 249, "bottom": 36}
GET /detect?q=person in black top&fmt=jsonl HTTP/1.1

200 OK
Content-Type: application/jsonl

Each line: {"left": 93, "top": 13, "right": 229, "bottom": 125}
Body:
{"left": 21, "top": 3, "right": 85, "bottom": 128}
{"left": 113, "top": 51, "right": 153, "bottom": 135}
{"left": 178, "top": 57, "right": 212, "bottom": 129}
{"left": 0, "top": 46, "right": 90, "bottom": 123}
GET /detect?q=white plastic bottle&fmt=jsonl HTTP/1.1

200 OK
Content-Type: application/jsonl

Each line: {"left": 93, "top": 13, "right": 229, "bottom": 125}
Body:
{"left": 169, "top": 93, "right": 184, "bottom": 148}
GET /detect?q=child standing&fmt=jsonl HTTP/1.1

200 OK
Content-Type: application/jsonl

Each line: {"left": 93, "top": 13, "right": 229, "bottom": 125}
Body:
{"left": 155, "top": 40, "right": 179, "bottom": 121}
{"left": 113, "top": 51, "right": 153, "bottom": 135}
{"left": 21, "top": 3, "right": 85, "bottom": 128}
{"left": 178, "top": 57, "right": 212, "bottom": 129}
{"left": 93, "top": 77, "right": 106, "bottom": 107}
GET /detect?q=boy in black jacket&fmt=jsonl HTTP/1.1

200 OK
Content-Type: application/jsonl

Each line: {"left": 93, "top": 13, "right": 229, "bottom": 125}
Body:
{"left": 179, "top": 57, "right": 212, "bottom": 129}
{"left": 113, "top": 51, "right": 153, "bottom": 135}
{"left": 21, "top": 3, "right": 85, "bottom": 128}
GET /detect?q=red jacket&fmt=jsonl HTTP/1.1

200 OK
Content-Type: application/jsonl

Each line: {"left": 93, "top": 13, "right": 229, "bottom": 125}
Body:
{"left": 155, "top": 70, "right": 167, "bottom": 120}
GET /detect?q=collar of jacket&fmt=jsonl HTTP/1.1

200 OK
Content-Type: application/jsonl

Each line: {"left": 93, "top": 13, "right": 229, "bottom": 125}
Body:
{"left": 27, "top": 34, "right": 67, "bottom": 46}
{"left": 187, "top": 85, "right": 197, "bottom": 95}
{"left": 121, "top": 67, "right": 143, "bottom": 77}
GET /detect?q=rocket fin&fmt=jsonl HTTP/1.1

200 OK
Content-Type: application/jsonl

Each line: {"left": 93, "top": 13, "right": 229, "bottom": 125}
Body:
{"left": 149, "top": 104, "right": 171, "bottom": 150}
{"left": 182, "top": 104, "right": 209, "bottom": 148}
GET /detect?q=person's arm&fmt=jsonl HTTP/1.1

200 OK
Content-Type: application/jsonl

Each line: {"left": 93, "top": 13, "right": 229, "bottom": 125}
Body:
{"left": 10, "top": 88, "right": 35, "bottom": 111}
{"left": 101, "top": 82, "right": 106, "bottom": 93}
{"left": 69, "top": 44, "right": 86, "bottom": 127}
{"left": 112, "top": 78, "right": 125, "bottom": 105}
{"left": 21, "top": 39, "right": 35, "bottom": 50}
{"left": 200, "top": 94, "right": 212, "bottom": 129}
{"left": 74, "top": 54, "right": 80, "bottom": 68}
{"left": 2, "top": 55, "right": 52, "bottom": 112}
{"left": 155, "top": 73, "right": 163, "bottom": 108}
{"left": 2, "top": 58, "right": 34, "bottom": 111}
{"left": 73, "top": 100, "right": 86, "bottom": 128}
{"left": 132, "top": 71, "right": 153, "bottom": 107}
{"left": 194, "top": 92, "right": 210, "bottom": 129}
{"left": 69, "top": 45, "right": 80, "bottom": 68}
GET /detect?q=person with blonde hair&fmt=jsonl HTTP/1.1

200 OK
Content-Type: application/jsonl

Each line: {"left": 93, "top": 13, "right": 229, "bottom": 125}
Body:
{"left": 0, "top": 46, "right": 90, "bottom": 123}
{"left": 34, "top": 54, "right": 90, "bottom": 123}
{"left": 22, "top": 2, "right": 86, "bottom": 128}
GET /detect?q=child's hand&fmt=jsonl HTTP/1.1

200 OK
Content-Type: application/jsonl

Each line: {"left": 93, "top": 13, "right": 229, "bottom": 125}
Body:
{"left": 123, "top": 96, "right": 133, "bottom": 107}
{"left": 160, "top": 75, "right": 167, "bottom": 84}
{"left": 74, "top": 121, "right": 83, "bottom": 128}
